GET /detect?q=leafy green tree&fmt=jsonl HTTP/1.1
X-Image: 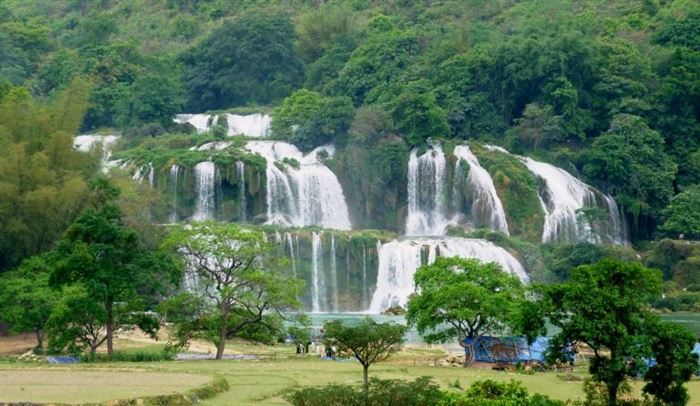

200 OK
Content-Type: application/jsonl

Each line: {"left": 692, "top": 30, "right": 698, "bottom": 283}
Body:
{"left": 295, "top": 3, "right": 360, "bottom": 63}
{"left": 0, "top": 256, "right": 59, "bottom": 351}
{"left": 540, "top": 259, "right": 662, "bottom": 406}
{"left": 323, "top": 318, "right": 406, "bottom": 396}
{"left": 582, "top": 114, "right": 677, "bottom": 237}
{"left": 0, "top": 79, "right": 96, "bottom": 271}
{"left": 182, "top": 12, "right": 303, "bottom": 110}
{"left": 272, "top": 89, "right": 354, "bottom": 150}
{"left": 506, "top": 103, "right": 563, "bottom": 150}
{"left": 115, "top": 72, "right": 185, "bottom": 130}
{"left": 387, "top": 80, "right": 449, "bottom": 146}
{"left": 406, "top": 257, "right": 525, "bottom": 365}
{"left": 660, "top": 185, "right": 700, "bottom": 239}
{"left": 330, "top": 29, "right": 420, "bottom": 105}
{"left": 50, "top": 203, "right": 179, "bottom": 355}
{"left": 643, "top": 320, "right": 699, "bottom": 405}
{"left": 162, "top": 222, "right": 302, "bottom": 359}
{"left": 47, "top": 284, "right": 159, "bottom": 356}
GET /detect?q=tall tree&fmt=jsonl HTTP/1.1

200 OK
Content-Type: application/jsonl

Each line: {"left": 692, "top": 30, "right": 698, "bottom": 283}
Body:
{"left": 0, "top": 255, "right": 59, "bottom": 351}
{"left": 162, "top": 222, "right": 302, "bottom": 359}
{"left": 582, "top": 114, "right": 677, "bottom": 238}
{"left": 182, "top": 12, "right": 303, "bottom": 111}
{"left": 406, "top": 257, "right": 525, "bottom": 366}
{"left": 643, "top": 320, "right": 699, "bottom": 406}
{"left": 323, "top": 317, "right": 406, "bottom": 397}
{"left": 659, "top": 185, "right": 700, "bottom": 239}
{"left": 0, "top": 79, "right": 95, "bottom": 271}
{"left": 540, "top": 259, "right": 662, "bottom": 406}
{"left": 50, "top": 202, "right": 179, "bottom": 355}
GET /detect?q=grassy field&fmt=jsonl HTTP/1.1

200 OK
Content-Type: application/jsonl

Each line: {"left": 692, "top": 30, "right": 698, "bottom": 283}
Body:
{"left": 2, "top": 339, "right": 700, "bottom": 405}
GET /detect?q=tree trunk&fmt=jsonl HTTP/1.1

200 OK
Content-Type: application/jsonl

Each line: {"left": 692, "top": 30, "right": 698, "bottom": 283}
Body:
{"left": 459, "top": 336, "right": 476, "bottom": 367}
{"left": 363, "top": 364, "right": 369, "bottom": 401}
{"left": 106, "top": 298, "right": 114, "bottom": 356}
{"left": 215, "top": 325, "right": 227, "bottom": 360}
{"left": 608, "top": 381, "right": 618, "bottom": 406}
{"left": 34, "top": 329, "right": 44, "bottom": 351}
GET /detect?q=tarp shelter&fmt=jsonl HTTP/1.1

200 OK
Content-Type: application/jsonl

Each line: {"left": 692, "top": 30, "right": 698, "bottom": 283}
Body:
{"left": 462, "top": 336, "right": 566, "bottom": 363}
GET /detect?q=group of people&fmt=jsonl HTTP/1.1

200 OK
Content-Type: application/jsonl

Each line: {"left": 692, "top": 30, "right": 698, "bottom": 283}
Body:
{"left": 294, "top": 333, "right": 338, "bottom": 359}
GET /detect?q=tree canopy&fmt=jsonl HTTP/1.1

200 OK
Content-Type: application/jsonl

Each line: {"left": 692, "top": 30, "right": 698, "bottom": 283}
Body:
{"left": 161, "top": 221, "right": 303, "bottom": 359}
{"left": 406, "top": 257, "right": 526, "bottom": 365}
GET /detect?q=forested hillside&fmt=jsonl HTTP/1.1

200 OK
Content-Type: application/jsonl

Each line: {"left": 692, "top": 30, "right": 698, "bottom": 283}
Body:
{"left": 0, "top": 0, "right": 698, "bottom": 281}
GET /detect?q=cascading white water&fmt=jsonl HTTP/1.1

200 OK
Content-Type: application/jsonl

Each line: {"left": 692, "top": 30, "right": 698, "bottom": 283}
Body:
{"left": 286, "top": 232, "right": 297, "bottom": 277}
{"left": 236, "top": 161, "right": 247, "bottom": 222}
{"left": 330, "top": 235, "right": 339, "bottom": 312}
{"left": 192, "top": 161, "right": 217, "bottom": 221}
{"left": 369, "top": 237, "right": 528, "bottom": 313}
{"left": 406, "top": 145, "right": 449, "bottom": 235}
{"left": 520, "top": 157, "right": 598, "bottom": 243}
{"left": 174, "top": 114, "right": 212, "bottom": 133}
{"left": 170, "top": 164, "right": 179, "bottom": 223}
{"left": 311, "top": 232, "right": 326, "bottom": 313}
{"left": 227, "top": 113, "right": 271, "bottom": 137}
{"left": 245, "top": 141, "right": 352, "bottom": 230}
{"left": 453, "top": 145, "right": 510, "bottom": 234}
{"left": 147, "top": 164, "right": 155, "bottom": 188}
{"left": 485, "top": 145, "right": 626, "bottom": 244}
{"left": 602, "top": 195, "right": 626, "bottom": 244}
{"left": 362, "top": 245, "right": 368, "bottom": 309}
{"left": 175, "top": 113, "right": 271, "bottom": 137}
{"left": 74, "top": 134, "right": 120, "bottom": 173}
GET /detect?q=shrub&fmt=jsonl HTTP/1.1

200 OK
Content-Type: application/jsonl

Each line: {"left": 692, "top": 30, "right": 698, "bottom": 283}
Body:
{"left": 285, "top": 377, "right": 444, "bottom": 406}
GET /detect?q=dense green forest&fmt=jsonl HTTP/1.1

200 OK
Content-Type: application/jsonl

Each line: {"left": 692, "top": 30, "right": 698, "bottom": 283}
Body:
{"left": 0, "top": 0, "right": 698, "bottom": 274}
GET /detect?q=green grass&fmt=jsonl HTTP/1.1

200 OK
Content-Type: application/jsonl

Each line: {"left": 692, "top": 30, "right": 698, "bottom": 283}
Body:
{"left": 3, "top": 341, "right": 700, "bottom": 405}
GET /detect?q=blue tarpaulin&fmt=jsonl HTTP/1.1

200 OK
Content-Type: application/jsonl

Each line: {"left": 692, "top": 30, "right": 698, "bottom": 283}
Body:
{"left": 47, "top": 356, "right": 79, "bottom": 364}
{"left": 463, "top": 336, "right": 569, "bottom": 363}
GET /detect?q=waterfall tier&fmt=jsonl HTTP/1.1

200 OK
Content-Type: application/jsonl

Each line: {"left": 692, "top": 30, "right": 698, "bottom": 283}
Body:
{"left": 453, "top": 145, "right": 510, "bottom": 235}
{"left": 174, "top": 113, "right": 271, "bottom": 137}
{"left": 246, "top": 141, "right": 352, "bottom": 230}
{"left": 74, "top": 134, "right": 120, "bottom": 173}
{"left": 485, "top": 145, "right": 626, "bottom": 244}
{"left": 406, "top": 144, "right": 450, "bottom": 235}
{"left": 369, "top": 237, "right": 528, "bottom": 313}
{"left": 192, "top": 161, "right": 219, "bottom": 221}
{"left": 405, "top": 144, "right": 511, "bottom": 236}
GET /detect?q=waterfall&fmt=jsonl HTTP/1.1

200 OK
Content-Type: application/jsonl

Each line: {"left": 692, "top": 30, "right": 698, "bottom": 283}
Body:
{"left": 602, "top": 195, "right": 627, "bottom": 244}
{"left": 174, "top": 114, "right": 212, "bottom": 133}
{"left": 406, "top": 145, "right": 449, "bottom": 235}
{"left": 485, "top": 144, "right": 626, "bottom": 244}
{"left": 192, "top": 161, "right": 217, "bottom": 221}
{"left": 330, "top": 234, "right": 339, "bottom": 312}
{"left": 311, "top": 232, "right": 326, "bottom": 313}
{"left": 369, "top": 237, "right": 528, "bottom": 313}
{"left": 147, "top": 164, "right": 155, "bottom": 188}
{"left": 245, "top": 141, "right": 352, "bottom": 230}
{"left": 453, "top": 146, "right": 510, "bottom": 234}
{"left": 236, "top": 161, "right": 247, "bottom": 222}
{"left": 362, "top": 245, "right": 368, "bottom": 309}
{"left": 521, "top": 157, "right": 605, "bottom": 243}
{"left": 227, "top": 113, "right": 271, "bottom": 137}
{"left": 286, "top": 232, "right": 297, "bottom": 277}
{"left": 74, "top": 134, "right": 120, "bottom": 173}
{"left": 175, "top": 113, "right": 271, "bottom": 137}
{"left": 169, "top": 164, "right": 179, "bottom": 223}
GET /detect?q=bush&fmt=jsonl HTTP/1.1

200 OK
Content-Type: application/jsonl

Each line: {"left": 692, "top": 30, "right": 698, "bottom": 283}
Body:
{"left": 441, "top": 380, "right": 564, "bottom": 406}
{"left": 285, "top": 378, "right": 563, "bottom": 406}
{"left": 80, "top": 347, "right": 176, "bottom": 363}
{"left": 285, "top": 377, "right": 444, "bottom": 406}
